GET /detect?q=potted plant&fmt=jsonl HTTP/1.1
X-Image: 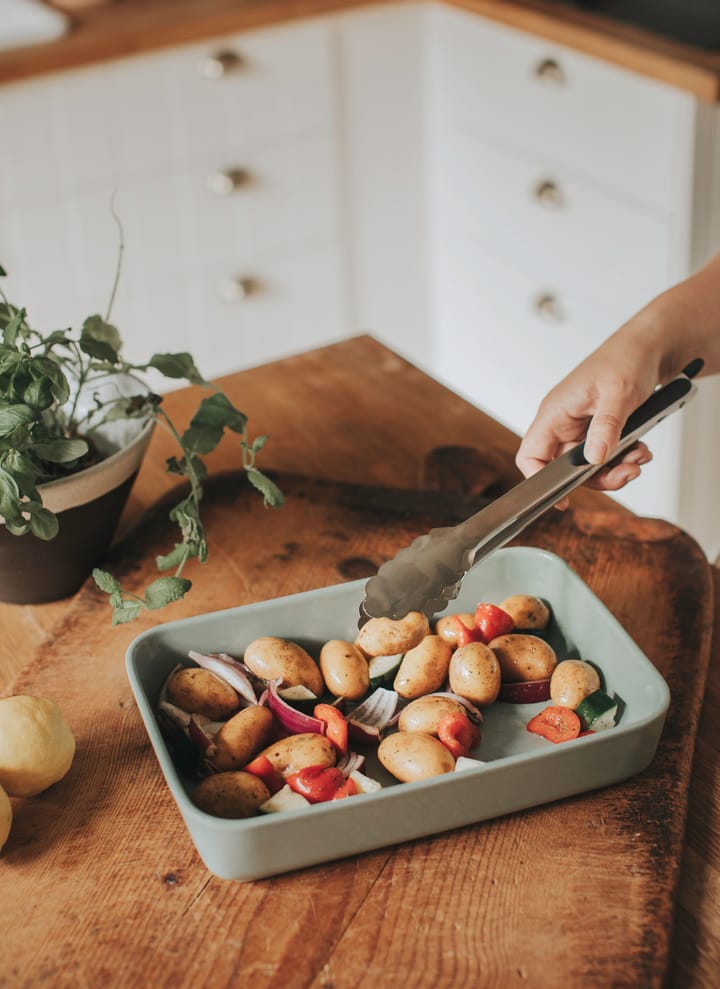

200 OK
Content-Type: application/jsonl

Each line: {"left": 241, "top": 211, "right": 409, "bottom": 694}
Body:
{"left": 0, "top": 258, "right": 283, "bottom": 623}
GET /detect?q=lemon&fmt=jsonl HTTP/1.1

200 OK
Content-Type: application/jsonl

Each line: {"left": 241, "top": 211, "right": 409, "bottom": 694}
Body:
{"left": 0, "top": 695, "right": 75, "bottom": 797}
{"left": 0, "top": 783, "right": 11, "bottom": 852}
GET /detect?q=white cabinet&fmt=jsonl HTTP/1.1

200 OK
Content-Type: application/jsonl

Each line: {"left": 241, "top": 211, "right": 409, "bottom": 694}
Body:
{"left": 425, "top": 3, "right": 720, "bottom": 559}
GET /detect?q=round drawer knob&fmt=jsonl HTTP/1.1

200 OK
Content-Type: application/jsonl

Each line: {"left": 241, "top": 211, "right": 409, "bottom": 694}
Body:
{"left": 534, "top": 58, "right": 565, "bottom": 85}
{"left": 207, "top": 168, "right": 251, "bottom": 196}
{"left": 199, "top": 50, "right": 244, "bottom": 80}
{"left": 534, "top": 293, "right": 564, "bottom": 322}
{"left": 534, "top": 180, "right": 563, "bottom": 208}
{"left": 221, "top": 276, "right": 260, "bottom": 303}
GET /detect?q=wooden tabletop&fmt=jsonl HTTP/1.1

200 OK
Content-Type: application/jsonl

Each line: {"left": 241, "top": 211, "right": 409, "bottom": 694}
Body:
{"left": 3, "top": 0, "right": 720, "bottom": 100}
{"left": 0, "top": 336, "right": 717, "bottom": 988}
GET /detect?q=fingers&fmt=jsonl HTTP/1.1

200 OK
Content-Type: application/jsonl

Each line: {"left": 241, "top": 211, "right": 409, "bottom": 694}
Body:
{"left": 587, "top": 443, "right": 652, "bottom": 491}
{"left": 583, "top": 409, "right": 625, "bottom": 465}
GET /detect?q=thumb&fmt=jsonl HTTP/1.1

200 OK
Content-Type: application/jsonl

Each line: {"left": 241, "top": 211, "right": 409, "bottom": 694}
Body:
{"left": 583, "top": 409, "right": 626, "bottom": 465}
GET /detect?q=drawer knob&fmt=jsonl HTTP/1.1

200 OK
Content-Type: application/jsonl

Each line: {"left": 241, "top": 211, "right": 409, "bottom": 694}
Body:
{"left": 534, "top": 180, "right": 563, "bottom": 208}
{"left": 534, "top": 293, "right": 564, "bottom": 322}
{"left": 199, "top": 50, "right": 244, "bottom": 80}
{"left": 207, "top": 168, "right": 251, "bottom": 196}
{"left": 534, "top": 58, "right": 565, "bottom": 85}
{"left": 222, "top": 276, "right": 260, "bottom": 303}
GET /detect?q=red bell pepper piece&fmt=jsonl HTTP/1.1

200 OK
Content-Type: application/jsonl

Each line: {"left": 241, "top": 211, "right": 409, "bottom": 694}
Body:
{"left": 437, "top": 710, "right": 481, "bottom": 759}
{"left": 287, "top": 764, "right": 347, "bottom": 803}
{"left": 473, "top": 602, "right": 514, "bottom": 643}
{"left": 243, "top": 754, "right": 284, "bottom": 794}
{"left": 453, "top": 615, "right": 483, "bottom": 648}
{"left": 313, "top": 703, "right": 349, "bottom": 756}
{"left": 332, "top": 776, "right": 358, "bottom": 800}
{"left": 526, "top": 706, "right": 582, "bottom": 744}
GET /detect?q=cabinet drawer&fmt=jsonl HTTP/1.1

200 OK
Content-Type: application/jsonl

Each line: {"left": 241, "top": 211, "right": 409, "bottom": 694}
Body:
{"left": 427, "top": 4, "right": 695, "bottom": 214}
{"left": 432, "top": 130, "right": 674, "bottom": 316}
{"left": 0, "top": 18, "right": 335, "bottom": 207}
{"left": 431, "top": 234, "right": 632, "bottom": 434}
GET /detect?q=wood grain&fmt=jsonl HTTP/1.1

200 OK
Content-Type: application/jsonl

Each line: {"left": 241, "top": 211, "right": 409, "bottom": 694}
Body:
{"left": 1, "top": 0, "right": 720, "bottom": 99}
{"left": 0, "top": 337, "right": 714, "bottom": 989}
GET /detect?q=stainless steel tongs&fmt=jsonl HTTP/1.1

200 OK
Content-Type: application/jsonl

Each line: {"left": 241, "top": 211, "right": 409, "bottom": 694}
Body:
{"left": 359, "top": 359, "right": 703, "bottom": 625}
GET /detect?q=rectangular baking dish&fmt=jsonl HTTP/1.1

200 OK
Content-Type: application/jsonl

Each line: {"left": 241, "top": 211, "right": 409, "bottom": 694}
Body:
{"left": 126, "top": 546, "right": 670, "bottom": 881}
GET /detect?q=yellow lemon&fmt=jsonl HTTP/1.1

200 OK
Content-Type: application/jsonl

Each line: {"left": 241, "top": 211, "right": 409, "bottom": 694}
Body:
{"left": 0, "top": 695, "right": 75, "bottom": 797}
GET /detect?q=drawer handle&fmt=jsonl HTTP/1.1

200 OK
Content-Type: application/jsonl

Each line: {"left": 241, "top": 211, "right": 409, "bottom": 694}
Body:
{"left": 222, "top": 276, "right": 260, "bottom": 303}
{"left": 534, "top": 58, "right": 565, "bottom": 85}
{"left": 534, "top": 180, "right": 563, "bottom": 208}
{"left": 199, "top": 50, "right": 244, "bottom": 80}
{"left": 207, "top": 168, "right": 252, "bottom": 196}
{"left": 534, "top": 293, "right": 564, "bottom": 322}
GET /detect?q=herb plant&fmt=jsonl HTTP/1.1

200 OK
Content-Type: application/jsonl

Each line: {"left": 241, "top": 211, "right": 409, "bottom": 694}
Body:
{"left": 0, "top": 263, "right": 283, "bottom": 624}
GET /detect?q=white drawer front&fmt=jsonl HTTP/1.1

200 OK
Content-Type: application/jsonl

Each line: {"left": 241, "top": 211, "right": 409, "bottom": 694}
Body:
{"left": 427, "top": 3, "right": 695, "bottom": 214}
{"left": 432, "top": 129, "right": 674, "bottom": 316}
{"left": 0, "top": 18, "right": 334, "bottom": 206}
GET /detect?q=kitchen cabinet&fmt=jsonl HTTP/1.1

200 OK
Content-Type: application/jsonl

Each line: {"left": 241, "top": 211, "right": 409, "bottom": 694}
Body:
{"left": 0, "top": 0, "right": 718, "bottom": 557}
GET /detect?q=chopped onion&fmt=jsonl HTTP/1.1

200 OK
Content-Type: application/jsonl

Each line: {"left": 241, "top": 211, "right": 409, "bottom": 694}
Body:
{"left": 349, "top": 687, "right": 398, "bottom": 727}
{"left": 498, "top": 679, "right": 551, "bottom": 704}
{"left": 336, "top": 751, "right": 366, "bottom": 777}
{"left": 188, "top": 650, "right": 258, "bottom": 705}
{"left": 267, "top": 680, "right": 326, "bottom": 736}
{"left": 348, "top": 722, "right": 382, "bottom": 745}
{"left": 424, "top": 692, "right": 484, "bottom": 723}
{"left": 188, "top": 716, "right": 218, "bottom": 753}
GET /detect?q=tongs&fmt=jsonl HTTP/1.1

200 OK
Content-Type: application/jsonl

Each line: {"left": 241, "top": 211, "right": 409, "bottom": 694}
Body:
{"left": 359, "top": 359, "right": 703, "bottom": 626}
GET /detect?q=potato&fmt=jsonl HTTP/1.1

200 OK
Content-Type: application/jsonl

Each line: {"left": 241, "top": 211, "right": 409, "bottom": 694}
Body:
{"left": 243, "top": 637, "right": 324, "bottom": 697}
{"left": 434, "top": 613, "right": 475, "bottom": 647}
{"left": 0, "top": 783, "right": 11, "bottom": 853}
{"left": 355, "top": 611, "right": 429, "bottom": 658}
{"left": 0, "top": 695, "right": 76, "bottom": 798}
{"left": 166, "top": 667, "right": 240, "bottom": 720}
{"left": 448, "top": 642, "right": 501, "bottom": 705}
{"left": 500, "top": 594, "right": 550, "bottom": 630}
{"left": 378, "top": 732, "right": 455, "bottom": 782}
{"left": 550, "top": 659, "right": 601, "bottom": 709}
{"left": 397, "top": 695, "right": 469, "bottom": 735}
{"left": 257, "top": 732, "right": 336, "bottom": 779}
{"left": 213, "top": 705, "right": 274, "bottom": 771}
{"left": 393, "top": 635, "right": 452, "bottom": 699}
{"left": 192, "top": 771, "right": 270, "bottom": 819}
{"left": 319, "top": 640, "right": 370, "bottom": 700}
{"left": 489, "top": 633, "right": 557, "bottom": 683}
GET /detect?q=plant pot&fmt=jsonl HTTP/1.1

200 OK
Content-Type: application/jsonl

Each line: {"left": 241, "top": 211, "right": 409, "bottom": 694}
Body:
{"left": 0, "top": 418, "right": 155, "bottom": 605}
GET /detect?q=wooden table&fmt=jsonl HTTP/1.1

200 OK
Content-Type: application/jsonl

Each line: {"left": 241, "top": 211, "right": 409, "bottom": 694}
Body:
{"left": 0, "top": 337, "right": 717, "bottom": 988}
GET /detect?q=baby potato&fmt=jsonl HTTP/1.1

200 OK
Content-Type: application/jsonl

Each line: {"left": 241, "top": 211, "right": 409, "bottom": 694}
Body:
{"left": 398, "top": 695, "right": 469, "bottom": 735}
{"left": 489, "top": 634, "right": 557, "bottom": 683}
{"left": 213, "top": 705, "right": 274, "bottom": 772}
{"left": 166, "top": 667, "right": 240, "bottom": 720}
{"left": 550, "top": 659, "right": 601, "bottom": 709}
{"left": 378, "top": 731, "right": 455, "bottom": 782}
{"left": 500, "top": 594, "right": 550, "bottom": 630}
{"left": 243, "top": 637, "right": 324, "bottom": 697}
{"left": 319, "top": 640, "right": 370, "bottom": 700}
{"left": 448, "top": 642, "right": 501, "bottom": 705}
{"left": 434, "top": 613, "right": 475, "bottom": 647}
{"left": 192, "top": 771, "right": 270, "bottom": 819}
{"left": 393, "top": 635, "right": 452, "bottom": 699}
{"left": 355, "top": 611, "right": 430, "bottom": 658}
{"left": 257, "top": 732, "right": 336, "bottom": 779}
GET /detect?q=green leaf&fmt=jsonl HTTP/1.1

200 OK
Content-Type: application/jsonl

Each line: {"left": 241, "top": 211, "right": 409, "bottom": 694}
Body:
{"left": 0, "top": 264, "right": 6, "bottom": 277}
{"left": 30, "top": 356, "right": 71, "bottom": 405}
{"left": 148, "top": 353, "right": 205, "bottom": 385}
{"left": 0, "top": 467, "right": 20, "bottom": 506}
{"left": 143, "top": 576, "right": 192, "bottom": 610}
{"left": 111, "top": 602, "right": 143, "bottom": 625}
{"left": 80, "top": 315, "right": 122, "bottom": 363}
{"left": 165, "top": 454, "right": 207, "bottom": 482}
{"left": 22, "top": 376, "right": 54, "bottom": 410}
{"left": 245, "top": 467, "right": 284, "bottom": 509}
{"left": 28, "top": 506, "right": 59, "bottom": 540}
{"left": 33, "top": 438, "right": 89, "bottom": 464}
{"left": 191, "top": 393, "right": 247, "bottom": 434}
{"left": 155, "top": 543, "right": 189, "bottom": 571}
{"left": 93, "top": 568, "right": 122, "bottom": 594}
{"left": 1, "top": 450, "right": 39, "bottom": 493}
{"left": 180, "top": 422, "right": 223, "bottom": 455}
{"left": 2, "top": 308, "right": 25, "bottom": 348}
{"left": 251, "top": 434, "right": 268, "bottom": 453}
{"left": 0, "top": 404, "right": 36, "bottom": 436}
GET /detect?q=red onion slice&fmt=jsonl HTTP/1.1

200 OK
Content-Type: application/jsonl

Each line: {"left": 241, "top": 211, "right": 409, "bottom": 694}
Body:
{"left": 188, "top": 650, "right": 258, "bottom": 705}
{"left": 336, "top": 751, "right": 366, "bottom": 777}
{"left": 498, "top": 679, "right": 551, "bottom": 704}
{"left": 267, "top": 680, "right": 326, "bottom": 736}
{"left": 188, "top": 716, "right": 218, "bottom": 753}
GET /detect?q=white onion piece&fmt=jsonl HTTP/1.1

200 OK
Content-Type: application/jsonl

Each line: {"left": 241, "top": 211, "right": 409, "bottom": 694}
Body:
{"left": 267, "top": 680, "right": 326, "bottom": 736}
{"left": 336, "top": 751, "right": 366, "bottom": 777}
{"left": 188, "top": 650, "right": 258, "bottom": 705}
{"left": 158, "top": 699, "right": 192, "bottom": 730}
{"left": 188, "top": 717, "right": 218, "bottom": 752}
{"left": 424, "top": 692, "right": 484, "bottom": 723}
{"left": 348, "top": 687, "right": 398, "bottom": 728}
